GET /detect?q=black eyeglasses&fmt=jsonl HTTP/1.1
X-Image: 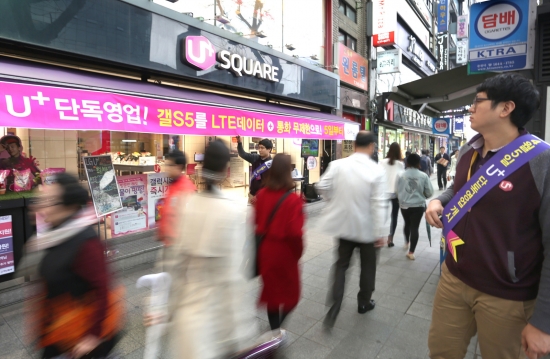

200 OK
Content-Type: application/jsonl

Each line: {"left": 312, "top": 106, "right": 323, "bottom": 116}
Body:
{"left": 472, "top": 97, "right": 490, "bottom": 108}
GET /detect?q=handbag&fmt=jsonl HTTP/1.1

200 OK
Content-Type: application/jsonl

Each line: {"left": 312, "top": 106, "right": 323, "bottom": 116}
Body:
{"left": 253, "top": 191, "right": 291, "bottom": 277}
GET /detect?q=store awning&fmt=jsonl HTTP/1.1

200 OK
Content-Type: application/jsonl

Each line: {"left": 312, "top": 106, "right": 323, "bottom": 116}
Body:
{"left": 0, "top": 56, "right": 359, "bottom": 140}
{"left": 387, "top": 66, "right": 497, "bottom": 117}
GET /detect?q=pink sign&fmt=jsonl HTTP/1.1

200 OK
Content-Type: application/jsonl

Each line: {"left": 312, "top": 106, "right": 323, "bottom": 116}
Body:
{"left": 185, "top": 36, "right": 217, "bottom": 70}
{"left": 0, "top": 81, "right": 357, "bottom": 140}
{"left": 111, "top": 174, "right": 148, "bottom": 238}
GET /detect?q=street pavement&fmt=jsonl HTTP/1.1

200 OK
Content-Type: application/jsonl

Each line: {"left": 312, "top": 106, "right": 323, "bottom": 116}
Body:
{"left": 0, "top": 179, "right": 485, "bottom": 359}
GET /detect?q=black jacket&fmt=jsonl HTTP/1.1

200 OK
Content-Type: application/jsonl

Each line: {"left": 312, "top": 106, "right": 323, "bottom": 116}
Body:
{"left": 434, "top": 153, "right": 450, "bottom": 172}
{"left": 237, "top": 142, "right": 271, "bottom": 196}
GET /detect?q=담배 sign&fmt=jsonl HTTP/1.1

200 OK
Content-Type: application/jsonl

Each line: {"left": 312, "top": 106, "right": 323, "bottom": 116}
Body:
{"left": 146, "top": 172, "right": 174, "bottom": 229}
{"left": 0, "top": 216, "right": 14, "bottom": 276}
{"left": 112, "top": 174, "right": 148, "bottom": 237}
{"left": 84, "top": 155, "right": 123, "bottom": 217}
{"left": 469, "top": 0, "right": 535, "bottom": 72}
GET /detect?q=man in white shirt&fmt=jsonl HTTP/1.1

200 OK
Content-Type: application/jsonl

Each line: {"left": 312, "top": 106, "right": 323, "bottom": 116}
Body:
{"left": 316, "top": 131, "right": 388, "bottom": 328}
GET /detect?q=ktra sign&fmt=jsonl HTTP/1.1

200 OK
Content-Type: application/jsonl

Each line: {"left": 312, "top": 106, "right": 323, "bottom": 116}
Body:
{"left": 432, "top": 118, "right": 451, "bottom": 135}
{"left": 184, "top": 36, "right": 280, "bottom": 82}
{"left": 469, "top": 0, "right": 535, "bottom": 72}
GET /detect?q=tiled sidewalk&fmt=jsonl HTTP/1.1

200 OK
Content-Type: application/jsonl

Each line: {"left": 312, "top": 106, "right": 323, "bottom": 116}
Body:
{"left": 1, "top": 184, "right": 484, "bottom": 359}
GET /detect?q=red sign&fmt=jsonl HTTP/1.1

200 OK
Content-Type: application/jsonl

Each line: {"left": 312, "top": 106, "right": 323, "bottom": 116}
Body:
{"left": 373, "top": 32, "right": 395, "bottom": 47}
{"left": 154, "top": 164, "right": 161, "bottom": 173}
{"left": 337, "top": 43, "right": 368, "bottom": 91}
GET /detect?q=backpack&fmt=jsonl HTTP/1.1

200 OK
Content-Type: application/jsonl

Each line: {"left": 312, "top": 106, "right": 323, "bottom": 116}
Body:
{"left": 420, "top": 156, "right": 430, "bottom": 173}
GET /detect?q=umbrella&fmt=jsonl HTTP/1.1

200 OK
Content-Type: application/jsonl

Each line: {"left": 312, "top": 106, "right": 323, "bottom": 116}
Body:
{"left": 426, "top": 218, "right": 432, "bottom": 247}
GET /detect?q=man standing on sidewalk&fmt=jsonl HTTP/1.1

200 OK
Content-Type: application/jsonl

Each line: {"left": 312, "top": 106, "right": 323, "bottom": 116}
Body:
{"left": 434, "top": 146, "right": 450, "bottom": 190}
{"left": 316, "top": 131, "right": 388, "bottom": 328}
{"left": 426, "top": 73, "right": 550, "bottom": 359}
{"left": 420, "top": 149, "right": 433, "bottom": 177}
{"left": 236, "top": 136, "right": 273, "bottom": 205}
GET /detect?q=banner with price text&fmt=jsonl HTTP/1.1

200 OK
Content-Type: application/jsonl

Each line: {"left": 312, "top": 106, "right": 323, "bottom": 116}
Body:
{"left": 0, "top": 81, "right": 359, "bottom": 140}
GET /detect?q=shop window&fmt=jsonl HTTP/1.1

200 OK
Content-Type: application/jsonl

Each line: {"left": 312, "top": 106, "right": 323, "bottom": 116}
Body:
{"left": 338, "top": 30, "right": 357, "bottom": 52}
{"left": 338, "top": 1, "right": 357, "bottom": 23}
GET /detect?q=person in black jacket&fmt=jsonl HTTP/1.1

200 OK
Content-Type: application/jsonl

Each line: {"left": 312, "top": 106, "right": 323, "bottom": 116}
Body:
{"left": 236, "top": 136, "right": 273, "bottom": 204}
{"left": 434, "top": 146, "right": 450, "bottom": 190}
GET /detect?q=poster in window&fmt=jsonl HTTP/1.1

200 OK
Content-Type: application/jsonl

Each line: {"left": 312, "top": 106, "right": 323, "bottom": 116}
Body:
{"left": 146, "top": 172, "right": 174, "bottom": 229}
{"left": 111, "top": 174, "right": 148, "bottom": 237}
{"left": 83, "top": 155, "right": 123, "bottom": 217}
{"left": 0, "top": 215, "right": 14, "bottom": 276}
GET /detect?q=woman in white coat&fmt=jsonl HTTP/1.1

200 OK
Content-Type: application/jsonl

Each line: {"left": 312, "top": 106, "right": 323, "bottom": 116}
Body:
{"left": 164, "top": 140, "right": 256, "bottom": 359}
{"left": 447, "top": 149, "right": 459, "bottom": 183}
{"left": 380, "top": 142, "right": 404, "bottom": 247}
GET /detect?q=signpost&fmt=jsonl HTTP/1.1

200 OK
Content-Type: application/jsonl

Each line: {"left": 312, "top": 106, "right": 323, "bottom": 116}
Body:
{"left": 469, "top": 0, "right": 536, "bottom": 72}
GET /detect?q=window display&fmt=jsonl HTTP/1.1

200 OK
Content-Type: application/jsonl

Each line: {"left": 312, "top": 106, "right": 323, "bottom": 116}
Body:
{"left": 0, "top": 135, "right": 41, "bottom": 192}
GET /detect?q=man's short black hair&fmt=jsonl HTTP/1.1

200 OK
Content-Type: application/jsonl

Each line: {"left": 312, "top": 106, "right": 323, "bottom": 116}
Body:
{"left": 407, "top": 153, "right": 421, "bottom": 168}
{"left": 55, "top": 172, "right": 89, "bottom": 208}
{"left": 258, "top": 139, "right": 273, "bottom": 150}
{"left": 476, "top": 73, "right": 540, "bottom": 128}
{"left": 440, "top": 146, "right": 445, "bottom": 150}
{"left": 355, "top": 131, "right": 376, "bottom": 148}
{"left": 422, "top": 149, "right": 428, "bottom": 155}
{"left": 165, "top": 150, "right": 187, "bottom": 168}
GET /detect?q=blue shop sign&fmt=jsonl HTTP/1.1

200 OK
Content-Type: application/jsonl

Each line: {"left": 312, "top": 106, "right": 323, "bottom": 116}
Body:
{"left": 438, "top": 0, "right": 449, "bottom": 33}
{"left": 469, "top": 0, "right": 533, "bottom": 72}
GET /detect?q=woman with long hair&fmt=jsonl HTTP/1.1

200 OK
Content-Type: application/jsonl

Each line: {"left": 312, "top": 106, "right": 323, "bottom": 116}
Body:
{"left": 396, "top": 154, "right": 434, "bottom": 260}
{"left": 255, "top": 154, "right": 304, "bottom": 332}
{"left": 380, "top": 142, "right": 404, "bottom": 247}
{"left": 163, "top": 139, "right": 255, "bottom": 358}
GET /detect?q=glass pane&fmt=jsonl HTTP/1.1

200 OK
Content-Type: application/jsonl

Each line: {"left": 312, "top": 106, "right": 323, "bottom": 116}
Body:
{"left": 339, "top": 31, "right": 346, "bottom": 44}
{"left": 349, "top": 37, "right": 357, "bottom": 51}
{"left": 347, "top": 7, "right": 357, "bottom": 23}
{"left": 339, "top": 1, "right": 346, "bottom": 13}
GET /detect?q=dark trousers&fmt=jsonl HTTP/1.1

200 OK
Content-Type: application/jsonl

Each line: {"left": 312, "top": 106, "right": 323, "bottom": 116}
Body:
{"left": 389, "top": 198, "right": 399, "bottom": 237}
{"left": 437, "top": 168, "right": 447, "bottom": 189}
{"left": 42, "top": 335, "right": 119, "bottom": 358}
{"left": 267, "top": 308, "right": 290, "bottom": 330}
{"left": 401, "top": 207, "right": 425, "bottom": 253}
{"left": 325, "top": 239, "right": 377, "bottom": 324}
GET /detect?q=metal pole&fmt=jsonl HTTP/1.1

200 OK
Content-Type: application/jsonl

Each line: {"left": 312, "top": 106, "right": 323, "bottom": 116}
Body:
{"left": 214, "top": 0, "right": 217, "bottom": 27}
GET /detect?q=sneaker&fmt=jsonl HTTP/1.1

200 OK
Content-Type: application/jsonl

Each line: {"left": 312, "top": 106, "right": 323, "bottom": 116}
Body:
{"left": 406, "top": 253, "right": 415, "bottom": 260}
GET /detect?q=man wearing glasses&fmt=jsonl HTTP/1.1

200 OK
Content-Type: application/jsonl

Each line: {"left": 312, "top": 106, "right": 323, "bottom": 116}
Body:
{"left": 426, "top": 74, "right": 550, "bottom": 359}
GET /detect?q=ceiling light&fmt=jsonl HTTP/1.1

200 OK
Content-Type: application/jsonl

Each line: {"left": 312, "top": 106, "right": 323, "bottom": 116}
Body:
{"left": 122, "top": 140, "right": 137, "bottom": 143}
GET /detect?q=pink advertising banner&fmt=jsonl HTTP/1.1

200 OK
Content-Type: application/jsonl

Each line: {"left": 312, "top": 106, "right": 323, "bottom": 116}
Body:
{"left": 0, "top": 81, "right": 359, "bottom": 140}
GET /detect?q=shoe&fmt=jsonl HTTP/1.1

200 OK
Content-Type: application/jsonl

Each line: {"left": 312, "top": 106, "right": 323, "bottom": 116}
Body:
{"left": 388, "top": 242, "right": 395, "bottom": 248}
{"left": 323, "top": 306, "right": 338, "bottom": 329}
{"left": 358, "top": 300, "right": 375, "bottom": 314}
{"left": 406, "top": 253, "right": 415, "bottom": 260}
{"left": 387, "top": 235, "right": 394, "bottom": 247}
{"left": 439, "top": 188, "right": 443, "bottom": 191}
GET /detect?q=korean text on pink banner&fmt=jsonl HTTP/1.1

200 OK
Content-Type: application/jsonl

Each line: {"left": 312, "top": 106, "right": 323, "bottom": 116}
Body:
{"left": 0, "top": 81, "right": 355, "bottom": 140}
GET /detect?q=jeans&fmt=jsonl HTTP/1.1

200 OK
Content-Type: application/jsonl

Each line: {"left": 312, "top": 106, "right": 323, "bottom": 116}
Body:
{"left": 389, "top": 198, "right": 399, "bottom": 237}
{"left": 400, "top": 207, "right": 425, "bottom": 253}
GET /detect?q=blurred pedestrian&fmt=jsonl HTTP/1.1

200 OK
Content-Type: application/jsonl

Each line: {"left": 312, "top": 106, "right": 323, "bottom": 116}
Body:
{"left": 426, "top": 74, "right": 550, "bottom": 359}
{"left": 25, "top": 173, "right": 124, "bottom": 359}
{"left": 236, "top": 136, "right": 273, "bottom": 205}
{"left": 157, "top": 150, "right": 195, "bottom": 247}
{"left": 420, "top": 149, "right": 433, "bottom": 177}
{"left": 255, "top": 154, "right": 304, "bottom": 332}
{"left": 434, "top": 146, "right": 450, "bottom": 190}
{"left": 404, "top": 151, "right": 411, "bottom": 169}
{"left": 396, "top": 154, "right": 433, "bottom": 259}
{"left": 380, "top": 142, "right": 404, "bottom": 248}
{"left": 447, "top": 149, "right": 459, "bottom": 182}
{"left": 161, "top": 140, "right": 255, "bottom": 359}
{"left": 316, "top": 131, "right": 388, "bottom": 328}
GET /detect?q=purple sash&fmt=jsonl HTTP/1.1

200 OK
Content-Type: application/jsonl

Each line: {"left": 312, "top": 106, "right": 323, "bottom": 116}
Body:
{"left": 442, "top": 134, "right": 550, "bottom": 262}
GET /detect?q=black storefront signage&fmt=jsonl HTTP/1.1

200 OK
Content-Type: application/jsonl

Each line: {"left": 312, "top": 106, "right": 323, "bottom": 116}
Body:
{"left": 393, "top": 102, "right": 432, "bottom": 130}
{"left": 0, "top": 0, "right": 337, "bottom": 109}
{"left": 395, "top": 22, "right": 437, "bottom": 76}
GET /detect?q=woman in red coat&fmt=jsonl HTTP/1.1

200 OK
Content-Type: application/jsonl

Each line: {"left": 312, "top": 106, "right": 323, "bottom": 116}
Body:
{"left": 255, "top": 154, "right": 305, "bottom": 331}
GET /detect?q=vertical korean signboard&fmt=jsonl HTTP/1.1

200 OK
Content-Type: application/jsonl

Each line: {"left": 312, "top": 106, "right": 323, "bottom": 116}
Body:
{"left": 457, "top": 15, "right": 469, "bottom": 38}
{"left": 438, "top": 0, "right": 449, "bottom": 33}
{"left": 147, "top": 172, "right": 173, "bottom": 229}
{"left": 372, "top": 0, "right": 396, "bottom": 46}
{"left": 437, "top": 33, "right": 449, "bottom": 71}
{"left": 0, "top": 216, "right": 14, "bottom": 276}
{"left": 469, "top": 0, "right": 535, "bottom": 72}
{"left": 336, "top": 43, "right": 368, "bottom": 90}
